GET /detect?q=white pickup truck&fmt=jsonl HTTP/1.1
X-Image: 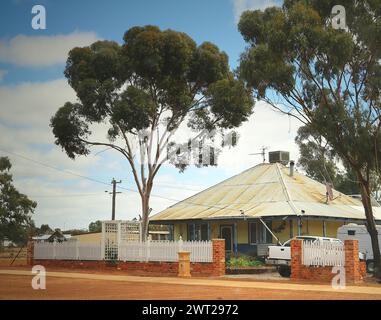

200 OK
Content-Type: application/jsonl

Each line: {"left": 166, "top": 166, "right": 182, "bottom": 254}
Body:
{"left": 265, "top": 236, "right": 344, "bottom": 277}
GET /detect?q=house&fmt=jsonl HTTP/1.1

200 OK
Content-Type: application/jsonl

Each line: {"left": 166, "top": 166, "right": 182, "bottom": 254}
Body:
{"left": 33, "top": 230, "right": 72, "bottom": 243}
{"left": 71, "top": 231, "right": 103, "bottom": 243}
{"left": 71, "top": 229, "right": 170, "bottom": 243}
{"left": 0, "top": 238, "right": 16, "bottom": 247}
{"left": 150, "top": 152, "right": 381, "bottom": 256}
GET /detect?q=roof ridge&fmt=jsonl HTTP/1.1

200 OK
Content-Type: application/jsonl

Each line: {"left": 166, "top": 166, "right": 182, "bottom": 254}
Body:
{"left": 149, "top": 163, "right": 269, "bottom": 219}
{"left": 275, "top": 162, "right": 298, "bottom": 215}
{"left": 281, "top": 165, "right": 362, "bottom": 206}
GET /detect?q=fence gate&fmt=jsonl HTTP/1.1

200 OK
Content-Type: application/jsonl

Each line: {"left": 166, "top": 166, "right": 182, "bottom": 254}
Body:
{"left": 101, "top": 220, "right": 142, "bottom": 260}
{"left": 302, "top": 241, "right": 345, "bottom": 267}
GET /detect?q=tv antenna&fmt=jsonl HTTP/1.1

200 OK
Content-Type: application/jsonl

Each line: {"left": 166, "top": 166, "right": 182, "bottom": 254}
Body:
{"left": 249, "top": 146, "right": 268, "bottom": 163}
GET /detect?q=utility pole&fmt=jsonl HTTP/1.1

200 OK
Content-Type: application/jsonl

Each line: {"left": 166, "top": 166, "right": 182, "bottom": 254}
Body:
{"left": 105, "top": 178, "right": 122, "bottom": 220}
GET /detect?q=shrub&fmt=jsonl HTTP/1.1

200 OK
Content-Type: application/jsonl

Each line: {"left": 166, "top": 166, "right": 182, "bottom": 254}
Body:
{"left": 227, "top": 255, "right": 264, "bottom": 268}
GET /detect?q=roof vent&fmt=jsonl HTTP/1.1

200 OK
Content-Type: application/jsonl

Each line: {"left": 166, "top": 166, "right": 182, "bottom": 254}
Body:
{"left": 289, "top": 160, "right": 295, "bottom": 177}
{"left": 268, "top": 151, "right": 290, "bottom": 165}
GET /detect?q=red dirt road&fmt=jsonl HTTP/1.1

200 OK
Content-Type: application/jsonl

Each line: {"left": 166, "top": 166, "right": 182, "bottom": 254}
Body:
{"left": 1, "top": 270, "right": 381, "bottom": 300}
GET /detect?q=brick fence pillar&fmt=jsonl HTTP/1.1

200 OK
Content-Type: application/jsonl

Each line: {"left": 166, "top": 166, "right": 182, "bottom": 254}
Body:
{"left": 27, "top": 239, "right": 34, "bottom": 266}
{"left": 291, "top": 239, "right": 302, "bottom": 280}
{"left": 212, "top": 239, "right": 225, "bottom": 276}
{"left": 344, "top": 240, "right": 361, "bottom": 283}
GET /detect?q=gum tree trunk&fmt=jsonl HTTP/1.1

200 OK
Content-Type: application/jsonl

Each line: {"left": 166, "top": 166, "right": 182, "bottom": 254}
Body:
{"left": 141, "top": 195, "right": 150, "bottom": 241}
{"left": 359, "top": 177, "right": 381, "bottom": 279}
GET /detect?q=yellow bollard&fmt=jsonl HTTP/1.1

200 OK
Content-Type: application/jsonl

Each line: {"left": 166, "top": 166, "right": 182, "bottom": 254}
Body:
{"left": 178, "top": 251, "right": 191, "bottom": 277}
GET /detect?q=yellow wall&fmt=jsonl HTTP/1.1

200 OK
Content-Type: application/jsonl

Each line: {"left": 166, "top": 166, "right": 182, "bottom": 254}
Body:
{"left": 174, "top": 223, "right": 188, "bottom": 240}
{"left": 174, "top": 220, "right": 248, "bottom": 243}
{"left": 72, "top": 232, "right": 101, "bottom": 243}
{"left": 211, "top": 222, "right": 220, "bottom": 239}
{"left": 171, "top": 218, "right": 346, "bottom": 244}
{"left": 237, "top": 221, "right": 248, "bottom": 244}
{"left": 326, "top": 221, "right": 344, "bottom": 238}
{"left": 299, "top": 219, "right": 345, "bottom": 238}
{"left": 209, "top": 220, "right": 247, "bottom": 243}
{"left": 302, "top": 219, "right": 322, "bottom": 236}
{"left": 272, "top": 220, "right": 291, "bottom": 243}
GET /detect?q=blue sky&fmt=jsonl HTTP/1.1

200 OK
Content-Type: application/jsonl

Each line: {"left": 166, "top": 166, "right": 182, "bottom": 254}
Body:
{"left": 0, "top": 0, "right": 297, "bottom": 230}
{"left": 1, "top": 0, "right": 248, "bottom": 83}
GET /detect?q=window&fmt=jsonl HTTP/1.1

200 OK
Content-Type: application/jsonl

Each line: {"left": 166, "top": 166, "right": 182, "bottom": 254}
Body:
{"left": 249, "top": 221, "right": 273, "bottom": 244}
{"left": 200, "top": 224, "right": 208, "bottom": 240}
{"left": 249, "top": 222, "right": 257, "bottom": 244}
{"left": 188, "top": 223, "right": 208, "bottom": 241}
{"left": 289, "top": 220, "right": 293, "bottom": 238}
{"left": 263, "top": 221, "right": 272, "bottom": 243}
{"left": 168, "top": 224, "right": 174, "bottom": 241}
{"left": 188, "top": 224, "right": 194, "bottom": 240}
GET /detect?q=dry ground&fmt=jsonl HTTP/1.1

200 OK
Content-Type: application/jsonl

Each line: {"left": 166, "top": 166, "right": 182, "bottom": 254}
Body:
{"left": 0, "top": 268, "right": 381, "bottom": 300}
{"left": 0, "top": 247, "right": 27, "bottom": 267}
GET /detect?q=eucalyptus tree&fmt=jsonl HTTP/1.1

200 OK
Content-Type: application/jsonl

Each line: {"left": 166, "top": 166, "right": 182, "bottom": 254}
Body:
{"left": 295, "top": 125, "right": 361, "bottom": 195}
{"left": 51, "top": 26, "right": 254, "bottom": 239}
{"left": 0, "top": 157, "right": 36, "bottom": 245}
{"left": 238, "top": 0, "right": 381, "bottom": 277}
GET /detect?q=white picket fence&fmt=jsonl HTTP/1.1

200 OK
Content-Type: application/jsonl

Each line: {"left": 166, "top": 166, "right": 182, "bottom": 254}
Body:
{"left": 302, "top": 241, "right": 345, "bottom": 267}
{"left": 34, "top": 241, "right": 102, "bottom": 261}
{"left": 34, "top": 239, "right": 213, "bottom": 263}
{"left": 118, "top": 239, "right": 213, "bottom": 262}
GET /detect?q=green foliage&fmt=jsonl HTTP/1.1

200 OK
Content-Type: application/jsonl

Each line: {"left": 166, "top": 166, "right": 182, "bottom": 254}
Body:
{"left": 227, "top": 255, "right": 264, "bottom": 268}
{"left": 38, "top": 224, "right": 53, "bottom": 235}
{"left": 88, "top": 220, "right": 102, "bottom": 233}
{"left": 50, "top": 26, "right": 254, "bottom": 238}
{"left": 238, "top": 0, "right": 381, "bottom": 276}
{"left": 238, "top": 0, "right": 381, "bottom": 191}
{"left": 51, "top": 25, "right": 254, "bottom": 162}
{"left": 50, "top": 102, "right": 90, "bottom": 159}
{"left": 62, "top": 229, "right": 88, "bottom": 235}
{"left": 295, "top": 125, "right": 360, "bottom": 195}
{"left": 206, "top": 78, "right": 254, "bottom": 129}
{"left": 0, "top": 157, "right": 36, "bottom": 245}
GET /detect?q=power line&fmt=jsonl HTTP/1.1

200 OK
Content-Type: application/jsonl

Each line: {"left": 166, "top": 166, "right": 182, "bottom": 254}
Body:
{"left": 29, "top": 193, "right": 106, "bottom": 198}
{"left": 0, "top": 149, "right": 195, "bottom": 202}
{"left": 0, "top": 149, "right": 111, "bottom": 187}
{"left": 0, "top": 149, "right": 245, "bottom": 214}
{"left": 0, "top": 148, "right": 202, "bottom": 192}
{"left": 121, "top": 181, "right": 201, "bottom": 192}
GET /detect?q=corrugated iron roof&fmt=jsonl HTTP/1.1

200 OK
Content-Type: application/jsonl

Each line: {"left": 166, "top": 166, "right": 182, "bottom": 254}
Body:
{"left": 150, "top": 163, "right": 379, "bottom": 221}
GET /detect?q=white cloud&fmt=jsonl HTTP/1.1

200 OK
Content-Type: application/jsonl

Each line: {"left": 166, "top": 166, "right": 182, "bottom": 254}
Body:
{"left": 232, "top": 0, "right": 282, "bottom": 22}
{"left": 0, "top": 31, "right": 100, "bottom": 67}
{"left": 0, "top": 77, "right": 197, "bottom": 229}
{"left": 217, "top": 101, "right": 302, "bottom": 175}
{"left": 0, "top": 69, "right": 7, "bottom": 82}
{"left": 0, "top": 79, "right": 75, "bottom": 127}
{"left": 0, "top": 78, "right": 302, "bottom": 230}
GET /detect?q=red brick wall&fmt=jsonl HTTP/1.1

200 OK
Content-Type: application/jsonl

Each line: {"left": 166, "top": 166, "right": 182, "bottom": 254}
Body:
{"left": 32, "top": 239, "right": 225, "bottom": 277}
{"left": 212, "top": 239, "right": 225, "bottom": 276}
{"left": 360, "top": 261, "right": 366, "bottom": 279}
{"left": 291, "top": 239, "right": 365, "bottom": 283}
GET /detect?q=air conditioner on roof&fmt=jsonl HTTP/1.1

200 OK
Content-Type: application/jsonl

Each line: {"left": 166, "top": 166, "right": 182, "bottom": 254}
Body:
{"left": 268, "top": 151, "right": 290, "bottom": 165}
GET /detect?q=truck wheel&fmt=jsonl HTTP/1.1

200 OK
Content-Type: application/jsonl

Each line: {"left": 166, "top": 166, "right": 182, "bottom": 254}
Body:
{"left": 366, "top": 260, "right": 375, "bottom": 274}
{"left": 278, "top": 265, "right": 291, "bottom": 278}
